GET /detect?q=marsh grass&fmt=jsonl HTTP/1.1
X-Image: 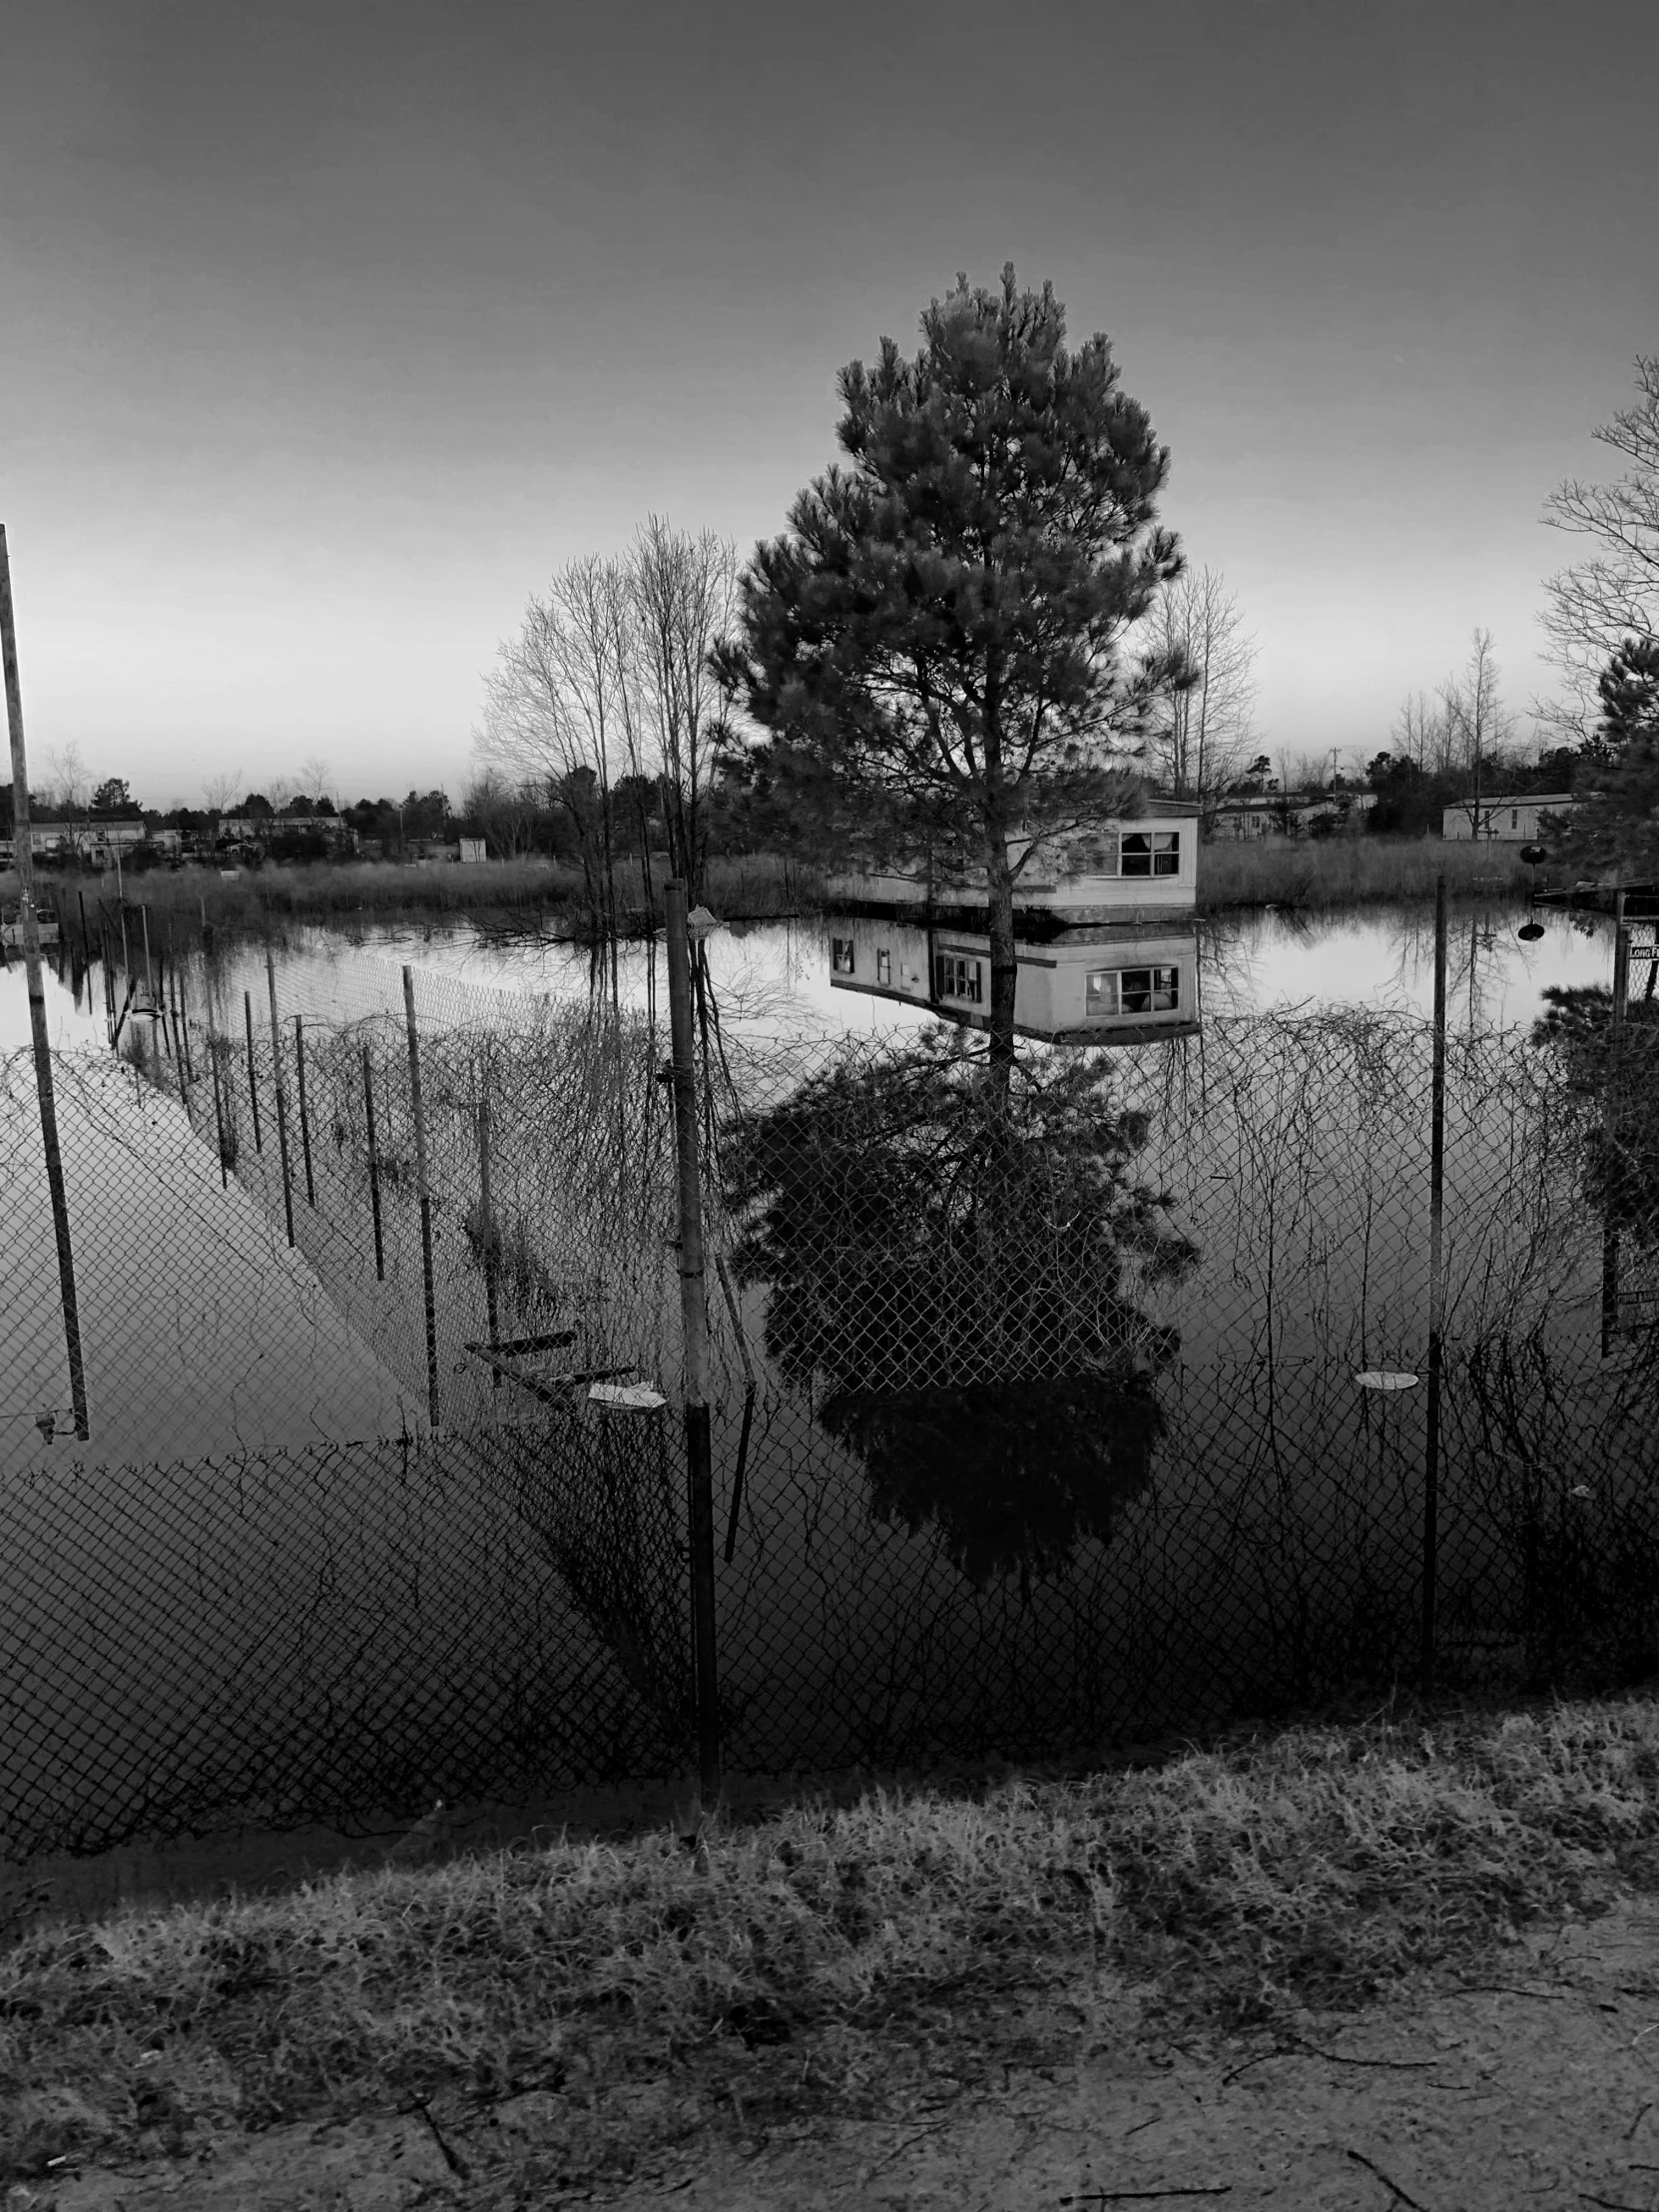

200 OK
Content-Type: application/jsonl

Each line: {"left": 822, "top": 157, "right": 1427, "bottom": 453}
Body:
{"left": 1197, "top": 835, "right": 1531, "bottom": 911}
{"left": 5, "top": 1694, "right": 1659, "bottom": 2180}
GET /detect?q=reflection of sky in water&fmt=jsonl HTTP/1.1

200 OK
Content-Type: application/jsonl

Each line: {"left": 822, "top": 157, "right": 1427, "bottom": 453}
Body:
{"left": 184, "top": 901, "right": 1625, "bottom": 1044}
{"left": 1, "top": 965, "right": 416, "bottom": 1471}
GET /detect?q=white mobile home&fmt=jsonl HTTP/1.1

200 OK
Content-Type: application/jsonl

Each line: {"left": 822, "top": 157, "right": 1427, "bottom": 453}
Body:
{"left": 1440, "top": 794, "right": 1586, "bottom": 842}
{"left": 826, "top": 804, "right": 1200, "bottom": 928}
{"left": 828, "top": 916, "right": 1200, "bottom": 1045}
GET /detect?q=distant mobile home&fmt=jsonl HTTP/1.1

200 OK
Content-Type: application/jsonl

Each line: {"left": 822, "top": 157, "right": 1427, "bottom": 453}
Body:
{"left": 826, "top": 804, "right": 1200, "bottom": 927}
{"left": 1440, "top": 794, "right": 1587, "bottom": 841}
{"left": 828, "top": 916, "right": 1200, "bottom": 1045}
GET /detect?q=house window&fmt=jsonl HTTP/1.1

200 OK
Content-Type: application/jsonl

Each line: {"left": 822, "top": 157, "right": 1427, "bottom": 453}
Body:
{"left": 935, "top": 951, "right": 983, "bottom": 1004}
{"left": 1120, "top": 830, "right": 1181, "bottom": 877}
{"left": 1511, "top": 809, "right": 1519, "bottom": 830}
{"left": 831, "top": 936, "right": 855, "bottom": 976}
{"left": 875, "top": 947, "right": 891, "bottom": 986}
{"left": 1086, "top": 965, "right": 1180, "bottom": 1017}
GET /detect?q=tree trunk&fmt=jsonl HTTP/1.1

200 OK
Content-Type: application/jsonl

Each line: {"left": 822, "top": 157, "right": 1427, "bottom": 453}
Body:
{"left": 980, "top": 663, "right": 1018, "bottom": 1071}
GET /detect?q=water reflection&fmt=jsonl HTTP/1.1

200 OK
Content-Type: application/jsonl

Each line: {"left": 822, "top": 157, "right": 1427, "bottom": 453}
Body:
{"left": 823, "top": 916, "right": 1201, "bottom": 1045}
{"left": 726, "top": 1027, "right": 1197, "bottom": 1587}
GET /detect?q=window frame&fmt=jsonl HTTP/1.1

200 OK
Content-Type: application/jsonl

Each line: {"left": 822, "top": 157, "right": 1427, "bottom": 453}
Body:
{"left": 1118, "top": 830, "right": 1182, "bottom": 878}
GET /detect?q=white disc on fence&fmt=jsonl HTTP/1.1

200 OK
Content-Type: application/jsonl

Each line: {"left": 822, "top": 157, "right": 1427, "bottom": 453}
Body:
{"left": 1354, "top": 1370, "right": 1419, "bottom": 1391}
{"left": 589, "top": 1382, "right": 667, "bottom": 1412}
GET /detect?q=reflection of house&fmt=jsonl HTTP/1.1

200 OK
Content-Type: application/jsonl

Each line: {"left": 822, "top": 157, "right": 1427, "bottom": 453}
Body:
{"left": 1210, "top": 792, "right": 1376, "bottom": 840}
{"left": 828, "top": 916, "right": 1201, "bottom": 1045}
{"left": 827, "top": 804, "right": 1199, "bottom": 927}
{"left": 1441, "top": 794, "right": 1587, "bottom": 841}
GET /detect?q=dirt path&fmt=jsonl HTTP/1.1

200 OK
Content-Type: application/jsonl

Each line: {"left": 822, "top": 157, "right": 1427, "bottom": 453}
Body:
{"left": 34, "top": 1907, "right": 1659, "bottom": 2211}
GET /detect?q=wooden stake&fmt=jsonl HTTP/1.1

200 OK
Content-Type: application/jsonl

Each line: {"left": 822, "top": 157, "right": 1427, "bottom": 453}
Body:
{"left": 0, "top": 524, "right": 89, "bottom": 1439}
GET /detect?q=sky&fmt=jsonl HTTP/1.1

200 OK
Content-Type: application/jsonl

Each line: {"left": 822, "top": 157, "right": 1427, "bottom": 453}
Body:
{"left": 1, "top": 0, "right": 1654, "bottom": 811}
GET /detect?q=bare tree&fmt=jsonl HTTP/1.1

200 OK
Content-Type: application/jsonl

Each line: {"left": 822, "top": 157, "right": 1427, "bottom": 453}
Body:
{"left": 1538, "top": 356, "right": 1659, "bottom": 744}
{"left": 1389, "top": 690, "right": 1447, "bottom": 774}
{"left": 1143, "top": 565, "right": 1257, "bottom": 814}
{"left": 477, "top": 553, "right": 635, "bottom": 934}
{"left": 462, "top": 770, "right": 539, "bottom": 858}
{"left": 43, "top": 741, "right": 90, "bottom": 818}
{"left": 298, "top": 754, "right": 332, "bottom": 810}
{"left": 1440, "top": 629, "right": 1518, "bottom": 832}
{"left": 203, "top": 769, "right": 242, "bottom": 818}
{"left": 628, "top": 517, "right": 738, "bottom": 899}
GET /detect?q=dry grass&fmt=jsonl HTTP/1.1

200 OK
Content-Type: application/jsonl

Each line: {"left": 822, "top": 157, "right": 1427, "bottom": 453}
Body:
{"left": 3, "top": 851, "right": 822, "bottom": 946}
{"left": 1197, "top": 835, "right": 1530, "bottom": 912}
{"left": 4, "top": 1694, "right": 1659, "bottom": 2183}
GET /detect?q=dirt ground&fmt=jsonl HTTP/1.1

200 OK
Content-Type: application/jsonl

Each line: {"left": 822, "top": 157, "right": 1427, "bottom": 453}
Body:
{"left": 19, "top": 1904, "right": 1659, "bottom": 2212}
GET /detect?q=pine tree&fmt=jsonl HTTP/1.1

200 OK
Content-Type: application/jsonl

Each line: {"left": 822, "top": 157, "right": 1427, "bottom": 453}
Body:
{"left": 714, "top": 265, "right": 1184, "bottom": 1063}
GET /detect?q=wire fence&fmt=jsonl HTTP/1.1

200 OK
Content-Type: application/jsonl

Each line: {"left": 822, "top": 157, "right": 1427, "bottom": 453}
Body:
{"left": 3, "top": 908, "right": 1658, "bottom": 1865}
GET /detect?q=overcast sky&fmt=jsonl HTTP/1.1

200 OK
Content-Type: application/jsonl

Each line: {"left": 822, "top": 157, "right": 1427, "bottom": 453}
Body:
{"left": 1, "top": 0, "right": 1653, "bottom": 809}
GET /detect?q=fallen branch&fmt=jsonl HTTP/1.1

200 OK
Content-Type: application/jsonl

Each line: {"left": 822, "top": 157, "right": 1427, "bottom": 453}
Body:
{"left": 1347, "top": 2148, "right": 1429, "bottom": 2209}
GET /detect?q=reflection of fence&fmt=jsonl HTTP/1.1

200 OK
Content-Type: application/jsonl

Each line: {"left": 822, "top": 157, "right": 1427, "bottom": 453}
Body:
{"left": 3, "top": 909, "right": 1659, "bottom": 1866}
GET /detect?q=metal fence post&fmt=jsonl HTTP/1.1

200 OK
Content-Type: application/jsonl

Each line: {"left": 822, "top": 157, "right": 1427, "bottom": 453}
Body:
{"left": 666, "top": 878, "right": 721, "bottom": 1815}
{"left": 208, "top": 1026, "right": 230, "bottom": 1189}
{"left": 1, "top": 523, "right": 90, "bottom": 1440}
{"left": 1602, "top": 919, "right": 1631, "bottom": 1355}
{"left": 477, "top": 1075, "right": 500, "bottom": 1375}
{"left": 1421, "top": 871, "right": 1447, "bottom": 1695}
{"left": 362, "top": 1042, "right": 385, "bottom": 1280}
{"left": 265, "top": 950, "right": 295, "bottom": 1248}
{"left": 244, "top": 990, "right": 263, "bottom": 1153}
{"left": 402, "top": 966, "right": 441, "bottom": 1431}
{"left": 293, "top": 1014, "right": 315, "bottom": 1207}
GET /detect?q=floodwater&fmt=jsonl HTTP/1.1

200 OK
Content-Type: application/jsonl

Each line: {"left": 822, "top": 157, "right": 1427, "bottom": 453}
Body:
{"left": 179, "top": 896, "right": 1626, "bottom": 1045}
{"left": 2, "top": 892, "right": 1653, "bottom": 1854}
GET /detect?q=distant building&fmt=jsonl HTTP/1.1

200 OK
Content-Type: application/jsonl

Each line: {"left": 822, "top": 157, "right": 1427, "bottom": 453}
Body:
{"left": 827, "top": 916, "right": 1201, "bottom": 1046}
{"left": 1209, "top": 791, "right": 1376, "bottom": 840}
{"left": 827, "top": 803, "right": 1200, "bottom": 926}
{"left": 458, "top": 836, "right": 488, "bottom": 863}
{"left": 1440, "top": 794, "right": 1587, "bottom": 841}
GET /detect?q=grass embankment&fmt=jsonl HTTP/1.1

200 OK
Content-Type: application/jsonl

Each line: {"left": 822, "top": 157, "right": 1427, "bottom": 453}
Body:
{"left": 5, "top": 1695, "right": 1659, "bottom": 2184}
{"left": 2, "top": 852, "right": 822, "bottom": 944}
{"left": 1198, "top": 835, "right": 1531, "bottom": 912}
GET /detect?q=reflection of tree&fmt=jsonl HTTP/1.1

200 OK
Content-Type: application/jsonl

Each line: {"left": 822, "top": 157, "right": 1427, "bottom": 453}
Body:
{"left": 1532, "top": 987, "right": 1659, "bottom": 1245}
{"left": 726, "top": 1030, "right": 1196, "bottom": 1587}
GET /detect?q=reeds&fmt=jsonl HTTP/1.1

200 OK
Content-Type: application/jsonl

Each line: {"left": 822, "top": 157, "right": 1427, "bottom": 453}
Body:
{"left": 1197, "top": 835, "right": 1530, "bottom": 912}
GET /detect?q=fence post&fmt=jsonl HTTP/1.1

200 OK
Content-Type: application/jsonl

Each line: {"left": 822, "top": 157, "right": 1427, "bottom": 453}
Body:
{"left": 208, "top": 1026, "right": 230, "bottom": 1189}
{"left": 1421, "top": 872, "right": 1447, "bottom": 1696}
{"left": 477, "top": 1075, "right": 500, "bottom": 1374}
{"left": 402, "top": 965, "right": 441, "bottom": 1431}
{"left": 1601, "top": 919, "right": 1631, "bottom": 1355}
{"left": 265, "top": 950, "right": 295, "bottom": 1248}
{"left": 362, "top": 1042, "right": 386, "bottom": 1280}
{"left": 244, "top": 990, "right": 263, "bottom": 1153}
{"left": 1, "top": 523, "right": 90, "bottom": 1440}
{"left": 666, "top": 879, "right": 721, "bottom": 1815}
{"left": 293, "top": 1014, "right": 315, "bottom": 1207}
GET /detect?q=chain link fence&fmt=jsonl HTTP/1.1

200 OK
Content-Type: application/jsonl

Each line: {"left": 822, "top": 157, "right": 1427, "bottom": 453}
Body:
{"left": 3, "top": 909, "right": 1657, "bottom": 1865}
